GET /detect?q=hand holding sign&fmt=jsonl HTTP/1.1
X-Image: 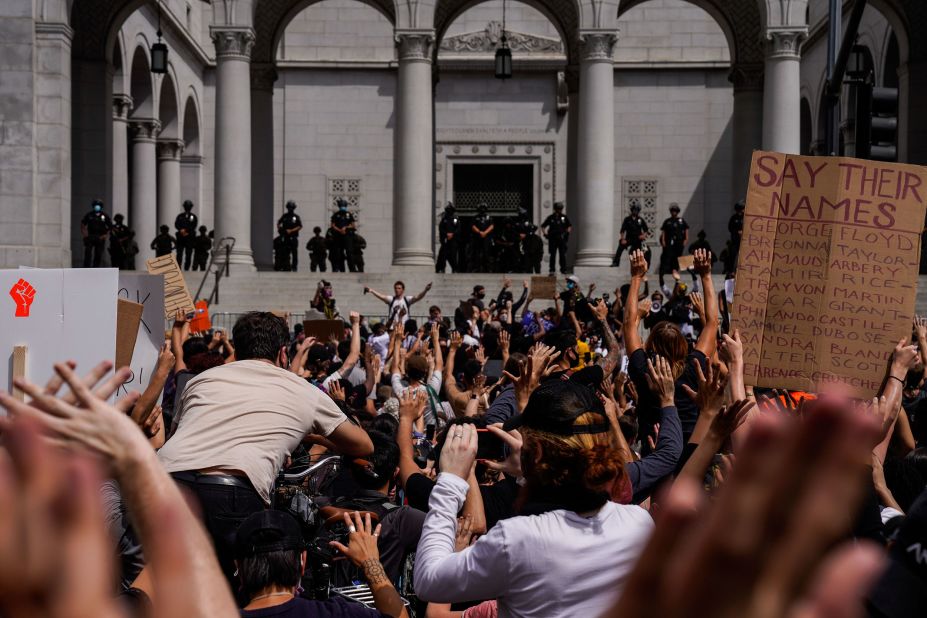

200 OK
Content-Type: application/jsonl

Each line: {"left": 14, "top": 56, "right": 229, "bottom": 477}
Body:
{"left": 9, "top": 278, "right": 36, "bottom": 317}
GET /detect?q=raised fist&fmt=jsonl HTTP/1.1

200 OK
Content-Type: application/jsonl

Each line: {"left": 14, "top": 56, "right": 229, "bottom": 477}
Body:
{"left": 9, "top": 278, "right": 36, "bottom": 317}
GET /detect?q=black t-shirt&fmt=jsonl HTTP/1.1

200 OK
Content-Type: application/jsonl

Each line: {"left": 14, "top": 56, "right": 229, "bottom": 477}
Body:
{"left": 241, "top": 597, "right": 386, "bottom": 617}
{"left": 620, "top": 216, "right": 649, "bottom": 246}
{"left": 82, "top": 211, "right": 112, "bottom": 235}
{"left": 331, "top": 211, "right": 355, "bottom": 234}
{"left": 404, "top": 473, "right": 517, "bottom": 530}
{"left": 175, "top": 212, "right": 198, "bottom": 236}
{"left": 378, "top": 505, "right": 425, "bottom": 582}
{"left": 541, "top": 214, "right": 571, "bottom": 241}
{"left": 628, "top": 347, "right": 707, "bottom": 446}
{"left": 661, "top": 217, "right": 689, "bottom": 247}
{"left": 278, "top": 213, "right": 302, "bottom": 237}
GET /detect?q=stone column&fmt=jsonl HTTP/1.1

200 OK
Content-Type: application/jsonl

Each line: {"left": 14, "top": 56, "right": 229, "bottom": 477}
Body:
{"left": 730, "top": 64, "right": 764, "bottom": 200}
{"left": 762, "top": 29, "right": 806, "bottom": 154}
{"left": 112, "top": 94, "right": 133, "bottom": 220}
{"left": 181, "top": 154, "right": 204, "bottom": 223}
{"left": 575, "top": 31, "right": 618, "bottom": 267}
{"left": 211, "top": 26, "right": 256, "bottom": 267}
{"left": 157, "top": 138, "right": 184, "bottom": 230}
{"left": 129, "top": 118, "right": 161, "bottom": 264}
{"left": 251, "top": 64, "right": 277, "bottom": 271}
{"left": 393, "top": 31, "right": 435, "bottom": 267}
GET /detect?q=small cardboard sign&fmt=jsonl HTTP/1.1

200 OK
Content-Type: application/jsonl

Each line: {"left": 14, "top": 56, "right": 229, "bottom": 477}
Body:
{"left": 116, "top": 273, "right": 166, "bottom": 396}
{"left": 302, "top": 319, "right": 345, "bottom": 343}
{"left": 530, "top": 275, "right": 557, "bottom": 298}
{"left": 115, "top": 298, "right": 143, "bottom": 369}
{"left": 732, "top": 151, "right": 927, "bottom": 397}
{"left": 146, "top": 254, "right": 194, "bottom": 320}
{"left": 677, "top": 255, "right": 695, "bottom": 270}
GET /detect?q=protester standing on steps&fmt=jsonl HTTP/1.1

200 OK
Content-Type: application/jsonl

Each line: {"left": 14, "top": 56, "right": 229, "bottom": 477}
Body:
{"left": 365, "top": 281, "right": 433, "bottom": 331}
{"left": 175, "top": 200, "right": 198, "bottom": 271}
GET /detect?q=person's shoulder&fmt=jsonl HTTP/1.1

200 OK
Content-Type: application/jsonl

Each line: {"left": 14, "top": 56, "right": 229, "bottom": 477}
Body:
{"left": 603, "top": 501, "right": 655, "bottom": 528}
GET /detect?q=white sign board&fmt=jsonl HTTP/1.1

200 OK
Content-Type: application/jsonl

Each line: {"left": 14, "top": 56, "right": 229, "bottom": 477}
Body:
{"left": 117, "top": 273, "right": 166, "bottom": 397}
{"left": 1, "top": 269, "right": 118, "bottom": 399}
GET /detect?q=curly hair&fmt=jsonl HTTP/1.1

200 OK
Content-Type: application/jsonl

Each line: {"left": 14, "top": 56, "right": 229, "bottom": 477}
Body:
{"left": 520, "top": 412, "right": 627, "bottom": 510}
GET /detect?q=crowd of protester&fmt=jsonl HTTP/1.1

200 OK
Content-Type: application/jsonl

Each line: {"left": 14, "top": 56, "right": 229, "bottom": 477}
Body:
{"left": 1, "top": 247, "right": 925, "bottom": 618}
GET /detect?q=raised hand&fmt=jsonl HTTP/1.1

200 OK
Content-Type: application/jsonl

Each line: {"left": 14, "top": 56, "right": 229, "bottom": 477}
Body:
{"left": 329, "top": 511, "right": 382, "bottom": 567}
{"left": 328, "top": 380, "right": 345, "bottom": 402}
{"left": 689, "top": 292, "right": 704, "bottom": 319}
{"left": 681, "top": 360, "right": 727, "bottom": 417}
{"left": 637, "top": 299, "right": 652, "bottom": 320}
{"left": 630, "top": 250, "right": 648, "bottom": 278}
{"left": 505, "top": 343, "right": 560, "bottom": 410}
{"left": 708, "top": 399, "right": 755, "bottom": 441}
{"left": 591, "top": 298, "right": 609, "bottom": 321}
{"left": 718, "top": 329, "right": 743, "bottom": 366}
{"left": 350, "top": 310, "right": 360, "bottom": 325}
{"left": 439, "top": 423, "right": 478, "bottom": 480}
{"left": 693, "top": 248, "right": 712, "bottom": 275}
{"left": 891, "top": 337, "right": 919, "bottom": 371}
{"left": 454, "top": 515, "right": 475, "bottom": 552}
{"left": 645, "top": 355, "right": 676, "bottom": 408}
{"left": 498, "top": 329, "right": 511, "bottom": 354}
{"left": 449, "top": 331, "right": 462, "bottom": 350}
{"left": 9, "top": 278, "right": 37, "bottom": 317}
{"left": 474, "top": 346, "right": 486, "bottom": 366}
{"left": 398, "top": 389, "right": 426, "bottom": 423}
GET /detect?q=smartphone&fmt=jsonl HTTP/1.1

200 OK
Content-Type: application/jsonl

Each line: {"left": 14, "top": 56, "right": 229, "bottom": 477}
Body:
{"left": 718, "top": 290, "right": 730, "bottom": 335}
{"left": 476, "top": 429, "right": 506, "bottom": 461}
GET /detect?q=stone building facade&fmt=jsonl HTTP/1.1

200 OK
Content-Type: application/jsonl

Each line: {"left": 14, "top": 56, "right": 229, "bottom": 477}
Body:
{"left": 2, "top": 0, "right": 926, "bottom": 272}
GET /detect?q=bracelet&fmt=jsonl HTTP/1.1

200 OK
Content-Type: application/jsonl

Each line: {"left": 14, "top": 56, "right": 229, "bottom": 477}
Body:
{"left": 889, "top": 375, "right": 905, "bottom": 385}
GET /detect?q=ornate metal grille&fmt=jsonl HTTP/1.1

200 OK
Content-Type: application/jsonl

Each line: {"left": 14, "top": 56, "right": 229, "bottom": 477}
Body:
{"left": 624, "top": 178, "right": 658, "bottom": 246}
{"left": 327, "top": 178, "right": 362, "bottom": 221}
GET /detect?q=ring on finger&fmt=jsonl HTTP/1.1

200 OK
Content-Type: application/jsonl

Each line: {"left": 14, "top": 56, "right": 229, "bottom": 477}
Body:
{"left": 348, "top": 526, "right": 357, "bottom": 533}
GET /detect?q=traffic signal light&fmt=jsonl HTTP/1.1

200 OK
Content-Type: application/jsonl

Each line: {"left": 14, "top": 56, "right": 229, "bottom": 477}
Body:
{"left": 869, "top": 87, "right": 898, "bottom": 161}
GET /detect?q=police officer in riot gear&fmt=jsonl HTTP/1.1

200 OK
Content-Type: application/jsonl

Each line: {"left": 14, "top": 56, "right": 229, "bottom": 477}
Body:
{"left": 541, "top": 202, "right": 572, "bottom": 274}
{"left": 330, "top": 198, "right": 357, "bottom": 272}
{"left": 659, "top": 202, "right": 689, "bottom": 287}
{"left": 151, "top": 225, "right": 175, "bottom": 257}
{"left": 174, "top": 200, "right": 198, "bottom": 270}
{"left": 193, "top": 226, "right": 212, "bottom": 271}
{"left": 726, "top": 200, "right": 745, "bottom": 274}
{"left": 108, "top": 213, "right": 132, "bottom": 270}
{"left": 306, "top": 226, "right": 328, "bottom": 272}
{"left": 81, "top": 199, "right": 111, "bottom": 268}
{"left": 521, "top": 223, "right": 544, "bottom": 274}
{"left": 614, "top": 203, "right": 650, "bottom": 266}
{"left": 469, "top": 203, "right": 494, "bottom": 273}
{"left": 436, "top": 202, "right": 460, "bottom": 273}
{"left": 277, "top": 200, "right": 303, "bottom": 272}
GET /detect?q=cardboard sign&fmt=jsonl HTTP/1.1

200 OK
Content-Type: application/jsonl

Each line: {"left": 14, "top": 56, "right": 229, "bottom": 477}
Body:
{"left": 303, "top": 319, "right": 345, "bottom": 343}
{"left": 146, "top": 254, "right": 194, "bottom": 319}
{"left": 677, "top": 255, "right": 695, "bottom": 270}
{"left": 117, "top": 273, "right": 166, "bottom": 396}
{"left": 732, "top": 151, "right": 927, "bottom": 397}
{"left": 115, "top": 299, "right": 143, "bottom": 369}
{"left": 530, "top": 275, "right": 557, "bottom": 298}
{"left": 1, "top": 269, "right": 118, "bottom": 402}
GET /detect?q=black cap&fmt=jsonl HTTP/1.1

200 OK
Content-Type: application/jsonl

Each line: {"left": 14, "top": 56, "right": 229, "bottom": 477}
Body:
{"left": 669, "top": 203, "right": 680, "bottom": 212}
{"left": 234, "top": 510, "right": 305, "bottom": 558}
{"left": 337, "top": 198, "right": 348, "bottom": 208}
{"left": 198, "top": 225, "right": 207, "bottom": 233}
{"left": 92, "top": 199, "right": 104, "bottom": 208}
{"left": 503, "top": 379, "right": 608, "bottom": 436}
{"left": 183, "top": 200, "right": 194, "bottom": 210}
{"left": 630, "top": 204, "right": 641, "bottom": 212}
{"left": 114, "top": 214, "right": 124, "bottom": 221}
{"left": 735, "top": 200, "right": 746, "bottom": 211}
{"left": 445, "top": 202, "right": 455, "bottom": 212}
{"left": 553, "top": 202, "right": 564, "bottom": 211}
{"left": 867, "top": 488, "right": 927, "bottom": 617}
{"left": 477, "top": 203, "right": 488, "bottom": 213}
{"left": 286, "top": 200, "right": 297, "bottom": 210}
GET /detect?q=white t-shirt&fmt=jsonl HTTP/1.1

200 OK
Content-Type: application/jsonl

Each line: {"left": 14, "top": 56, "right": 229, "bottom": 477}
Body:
{"left": 387, "top": 295, "right": 414, "bottom": 328}
{"left": 369, "top": 333, "right": 391, "bottom": 361}
{"left": 415, "top": 474, "right": 654, "bottom": 617}
{"left": 158, "top": 360, "right": 347, "bottom": 503}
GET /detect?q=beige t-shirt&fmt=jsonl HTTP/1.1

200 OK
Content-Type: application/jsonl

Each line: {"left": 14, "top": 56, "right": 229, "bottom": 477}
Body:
{"left": 158, "top": 360, "right": 347, "bottom": 503}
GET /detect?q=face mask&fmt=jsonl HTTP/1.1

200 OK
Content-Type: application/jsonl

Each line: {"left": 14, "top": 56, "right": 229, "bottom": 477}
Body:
{"left": 323, "top": 289, "right": 333, "bottom": 298}
{"left": 94, "top": 205, "right": 102, "bottom": 213}
{"left": 566, "top": 282, "right": 575, "bottom": 290}
{"left": 339, "top": 206, "right": 347, "bottom": 212}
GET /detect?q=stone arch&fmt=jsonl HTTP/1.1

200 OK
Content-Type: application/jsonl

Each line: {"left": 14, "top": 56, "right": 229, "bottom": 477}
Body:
{"left": 157, "top": 69, "right": 180, "bottom": 138}
{"left": 435, "top": 0, "right": 578, "bottom": 64}
{"left": 251, "top": 0, "right": 397, "bottom": 65}
{"left": 71, "top": 0, "right": 150, "bottom": 62}
{"left": 129, "top": 44, "right": 154, "bottom": 117}
{"left": 182, "top": 91, "right": 201, "bottom": 156}
{"left": 112, "top": 30, "right": 128, "bottom": 94}
{"left": 883, "top": 30, "right": 900, "bottom": 88}
{"left": 617, "top": 0, "right": 763, "bottom": 65}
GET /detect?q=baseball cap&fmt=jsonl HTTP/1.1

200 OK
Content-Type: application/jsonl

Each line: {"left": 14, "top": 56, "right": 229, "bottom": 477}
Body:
{"left": 234, "top": 510, "right": 305, "bottom": 558}
{"left": 503, "top": 379, "right": 608, "bottom": 436}
{"left": 867, "top": 487, "right": 927, "bottom": 617}
{"left": 566, "top": 275, "right": 580, "bottom": 285}
{"left": 669, "top": 203, "right": 681, "bottom": 212}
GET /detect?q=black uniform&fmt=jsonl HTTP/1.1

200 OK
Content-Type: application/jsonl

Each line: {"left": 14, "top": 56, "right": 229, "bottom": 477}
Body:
{"left": 174, "top": 211, "right": 198, "bottom": 270}
{"left": 81, "top": 209, "right": 111, "bottom": 268}
{"left": 660, "top": 216, "right": 689, "bottom": 281}
{"left": 727, "top": 211, "right": 744, "bottom": 274}
{"left": 193, "top": 231, "right": 212, "bottom": 271}
{"left": 497, "top": 217, "right": 523, "bottom": 273}
{"left": 614, "top": 214, "right": 650, "bottom": 266}
{"left": 276, "top": 211, "right": 303, "bottom": 271}
{"left": 108, "top": 221, "right": 131, "bottom": 269}
{"left": 330, "top": 210, "right": 357, "bottom": 272}
{"left": 306, "top": 235, "right": 327, "bottom": 272}
{"left": 469, "top": 212, "right": 494, "bottom": 273}
{"left": 151, "top": 232, "right": 175, "bottom": 257}
{"left": 521, "top": 227, "right": 544, "bottom": 274}
{"left": 436, "top": 210, "right": 461, "bottom": 273}
{"left": 541, "top": 212, "right": 571, "bottom": 274}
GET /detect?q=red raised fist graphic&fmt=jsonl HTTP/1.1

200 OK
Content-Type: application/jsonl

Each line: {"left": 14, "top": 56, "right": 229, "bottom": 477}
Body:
{"left": 9, "top": 278, "right": 36, "bottom": 317}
